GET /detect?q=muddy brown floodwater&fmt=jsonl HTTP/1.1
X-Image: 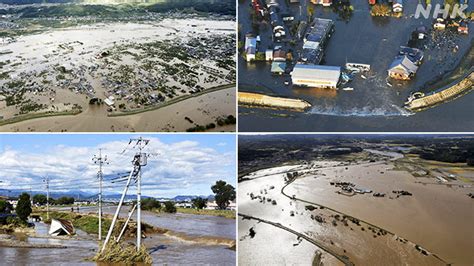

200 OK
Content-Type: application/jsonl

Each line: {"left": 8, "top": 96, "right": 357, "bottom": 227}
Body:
{"left": 0, "top": 207, "right": 236, "bottom": 265}
{"left": 238, "top": 153, "right": 473, "bottom": 265}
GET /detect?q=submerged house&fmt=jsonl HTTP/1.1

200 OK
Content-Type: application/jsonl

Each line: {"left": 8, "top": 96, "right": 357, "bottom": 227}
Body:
{"left": 291, "top": 64, "right": 341, "bottom": 89}
{"left": 434, "top": 18, "right": 446, "bottom": 30}
{"left": 399, "top": 46, "right": 424, "bottom": 65}
{"left": 49, "top": 219, "right": 75, "bottom": 236}
{"left": 388, "top": 55, "right": 419, "bottom": 80}
{"left": 271, "top": 61, "right": 286, "bottom": 75}
{"left": 265, "top": 49, "right": 273, "bottom": 61}
{"left": 458, "top": 21, "right": 469, "bottom": 34}
{"left": 244, "top": 34, "right": 257, "bottom": 62}
{"left": 392, "top": 0, "right": 403, "bottom": 13}
{"left": 311, "top": 0, "right": 333, "bottom": 6}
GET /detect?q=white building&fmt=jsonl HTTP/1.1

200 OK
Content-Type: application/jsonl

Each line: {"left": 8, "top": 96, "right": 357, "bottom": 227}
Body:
{"left": 291, "top": 64, "right": 341, "bottom": 89}
{"left": 244, "top": 35, "right": 257, "bottom": 62}
{"left": 392, "top": 0, "right": 403, "bottom": 13}
{"left": 265, "top": 49, "right": 273, "bottom": 61}
{"left": 104, "top": 96, "right": 115, "bottom": 106}
{"left": 176, "top": 202, "right": 193, "bottom": 208}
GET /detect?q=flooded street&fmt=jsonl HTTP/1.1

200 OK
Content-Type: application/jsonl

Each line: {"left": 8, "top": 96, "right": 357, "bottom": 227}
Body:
{"left": 0, "top": 207, "right": 235, "bottom": 265}
{"left": 238, "top": 0, "right": 474, "bottom": 131}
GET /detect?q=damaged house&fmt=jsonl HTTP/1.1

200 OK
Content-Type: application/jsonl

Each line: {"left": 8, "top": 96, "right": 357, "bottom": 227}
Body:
{"left": 388, "top": 55, "right": 419, "bottom": 80}
{"left": 49, "top": 219, "right": 75, "bottom": 236}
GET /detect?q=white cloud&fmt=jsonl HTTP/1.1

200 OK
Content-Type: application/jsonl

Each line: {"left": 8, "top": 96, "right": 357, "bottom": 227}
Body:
{"left": 0, "top": 137, "right": 236, "bottom": 198}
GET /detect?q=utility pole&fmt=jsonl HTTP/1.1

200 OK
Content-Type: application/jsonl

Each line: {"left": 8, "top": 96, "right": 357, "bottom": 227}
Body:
{"left": 101, "top": 137, "right": 149, "bottom": 253}
{"left": 93, "top": 149, "right": 108, "bottom": 241}
{"left": 129, "top": 137, "right": 149, "bottom": 251}
{"left": 101, "top": 169, "right": 135, "bottom": 252}
{"left": 43, "top": 176, "right": 50, "bottom": 221}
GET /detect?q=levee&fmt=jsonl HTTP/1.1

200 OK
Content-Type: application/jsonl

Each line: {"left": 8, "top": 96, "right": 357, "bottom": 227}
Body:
{"left": 238, "top": 92, "right": 311, "bottom": 111}
{"left": 405, "top": 68, "right": 473, "bottom": 111}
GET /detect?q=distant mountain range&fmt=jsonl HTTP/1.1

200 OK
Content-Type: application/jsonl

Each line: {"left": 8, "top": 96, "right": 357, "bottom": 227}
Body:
{"left": 0, "top": 0, "right": 235, "bottom": 19}
{"left": 0, "top": 189, "right": 213, "bottom": 202}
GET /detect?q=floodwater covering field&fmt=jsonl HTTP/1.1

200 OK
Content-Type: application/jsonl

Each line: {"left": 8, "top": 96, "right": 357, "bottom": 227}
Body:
{"left": 238, "top": 0, "right": 474, "bottom": 131}
{"left": 0, "top": 207, "right": 236, "bottom": 265}
{"left": 0, "top": 0, "right": 236, "bottom": 132}
{"left": 238, "top": 150, "right": 473, "bottom": 265}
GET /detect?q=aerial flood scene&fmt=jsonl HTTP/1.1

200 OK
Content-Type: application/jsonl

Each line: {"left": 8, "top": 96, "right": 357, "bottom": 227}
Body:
{"left": 238, "top": 0, "right": 473, "bottom": 131}
{"left": 0, "top": 0, "right": 236, "bottom": 132}
{"left": 238, "top": 134, "right": 474, "bottom": 265}
{"left": 0, "top": 134, "right": 237, "bottom": 264}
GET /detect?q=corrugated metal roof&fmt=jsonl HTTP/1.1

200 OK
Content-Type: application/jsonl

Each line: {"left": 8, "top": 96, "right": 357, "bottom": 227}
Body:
{"left": 292, "top": 64, "right": 341, "bottom": 82}
{"left": 389, "top": 55, "right": 418, "bottom": 74}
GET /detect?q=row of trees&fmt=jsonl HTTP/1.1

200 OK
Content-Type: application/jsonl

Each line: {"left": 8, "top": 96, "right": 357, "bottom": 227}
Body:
{"left": 0, "top": 193, "right": 32, "bottom": 223}
{"left": 141, "top": 198, "right": 177, "bottom": 213}
{"left": 32, "top": 194, "right": 74, "bottom": 205}
{"left": 140, "top": 180, "right": 236, "bottom": 212}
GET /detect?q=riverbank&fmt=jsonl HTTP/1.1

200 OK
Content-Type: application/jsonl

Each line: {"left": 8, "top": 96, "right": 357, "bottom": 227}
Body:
{"left": 176, "top": 208, "right": 236, "bottom": 219}
{"left": 0, "top": 87, "right": 236, "bottom": 132}
{"left": 405, "top": 70, "right": 473, "bottom": 111}
{"left": 238, "top": 157, "right": 468, "bottom": 265}
{"left": 109, "top": 83, "right": 235, "bottom": 117}
{"left": 36, "top": 211, "right": 163, "bottom": 237}
{"left": 0, "top": 110, "right": 82, "bottom": 128}
{"left": 238, "top": 91, "right": 311, "bottom": 111}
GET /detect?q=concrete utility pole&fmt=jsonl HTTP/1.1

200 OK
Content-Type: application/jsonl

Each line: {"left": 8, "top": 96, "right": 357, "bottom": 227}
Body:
{"left": 101, "top": 137, "right": 149, "bottom": 253}
{"left": 43, "top": 176, "right": 50, "bottom": 221}
{"left": 129, "top": 137, "right": 149, "bottom": 251}
{"left": 93, "top": 149, "right": 108, "bottom": 241}
{"left": 101, "top": 169, "right": 135, "bottom": 252}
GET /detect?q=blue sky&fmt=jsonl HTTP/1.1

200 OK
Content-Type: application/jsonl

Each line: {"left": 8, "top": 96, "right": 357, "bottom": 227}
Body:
{"left": 0, "top": 134, "right": 236, "bottom": 198}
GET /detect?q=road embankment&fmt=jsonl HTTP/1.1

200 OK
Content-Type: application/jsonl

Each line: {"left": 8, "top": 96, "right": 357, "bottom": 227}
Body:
{"left": 405, "top": 69, "right": 473, "bottom": 111}
{"left": 238, "top": 92, "right": 311, "bottom": 111}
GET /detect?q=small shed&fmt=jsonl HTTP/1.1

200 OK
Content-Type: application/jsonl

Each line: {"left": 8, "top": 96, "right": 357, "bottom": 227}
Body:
{"left": 392, "top": 0, "right": 403, "bottom": 13}
{"left": 271, "top": 61, "right": 286, "bottom": 75}
{"left": 266, "top": 49, "right": 274, "bottom": 61}
{"left": 458, "top": 21, "right": 469, "bottom": 34}
{"left": 273, "top": 50, "right": 286, "bottom": 62}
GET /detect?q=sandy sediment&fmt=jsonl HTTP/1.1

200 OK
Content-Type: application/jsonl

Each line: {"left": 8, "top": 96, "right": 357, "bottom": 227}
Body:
{"left": 286, "top": 160, "right": 473, "bottom": 265}
{"left": 0, "top": 87, "right": 235, "bottom": 132}
{"left": 239, "top": 158, "right": 472, "bottom": 265}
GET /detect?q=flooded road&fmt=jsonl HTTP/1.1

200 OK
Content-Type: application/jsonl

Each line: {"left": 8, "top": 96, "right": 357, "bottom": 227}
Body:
{"left": 0, "top": 206, "right": 236, "bottom": 265}
{"left": 238, "top": 159, "right": 466, "bottom": 265}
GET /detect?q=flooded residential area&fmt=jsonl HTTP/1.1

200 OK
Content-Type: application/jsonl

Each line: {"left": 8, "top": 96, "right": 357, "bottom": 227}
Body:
{"left": 0, "top": 134, "right": 237, "bottom": 265}
{"left": 238, "top": 134, "right": 474, "bottom": 265}
{"left": 238, "top": 0, "right": 473, "bottom": 131}
{"left": 0, "top": 0, "right": 236, "bottom": 132}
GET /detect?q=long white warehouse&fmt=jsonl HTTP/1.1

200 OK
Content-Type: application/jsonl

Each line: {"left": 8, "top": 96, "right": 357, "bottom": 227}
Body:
{"left": 291, "top": 64, "right": 341, "bottom": 89}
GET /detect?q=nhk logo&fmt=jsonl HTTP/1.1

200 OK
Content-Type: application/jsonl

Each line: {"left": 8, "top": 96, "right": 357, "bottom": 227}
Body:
{"left": 415, "top": 4, "right": 469, "bottom": 19}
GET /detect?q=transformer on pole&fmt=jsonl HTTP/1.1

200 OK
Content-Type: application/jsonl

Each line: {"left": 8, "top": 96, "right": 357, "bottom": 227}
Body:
{"left": 100, "top": 137, "right": 150, "bottom": 253}
{"left": 93, "top": 148, "right": 108, "bottom": 241}
{"left": 43, "top": 176, "right": 50, "bottom": 221}
{"left": 129, "top": 137, "right": 149, "bottom": 251}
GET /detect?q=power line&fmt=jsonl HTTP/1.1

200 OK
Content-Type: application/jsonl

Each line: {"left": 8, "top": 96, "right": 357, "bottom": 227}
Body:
{"left": 43, "top": 176, "right": 50, "bottom": 221}
{"left": 92, "top": 148, "right": 109, "bottom": 241}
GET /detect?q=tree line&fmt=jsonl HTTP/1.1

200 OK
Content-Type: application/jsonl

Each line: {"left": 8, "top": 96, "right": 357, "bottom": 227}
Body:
{"left": 140, "top": 180, "right": 236, "bottom": 213}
